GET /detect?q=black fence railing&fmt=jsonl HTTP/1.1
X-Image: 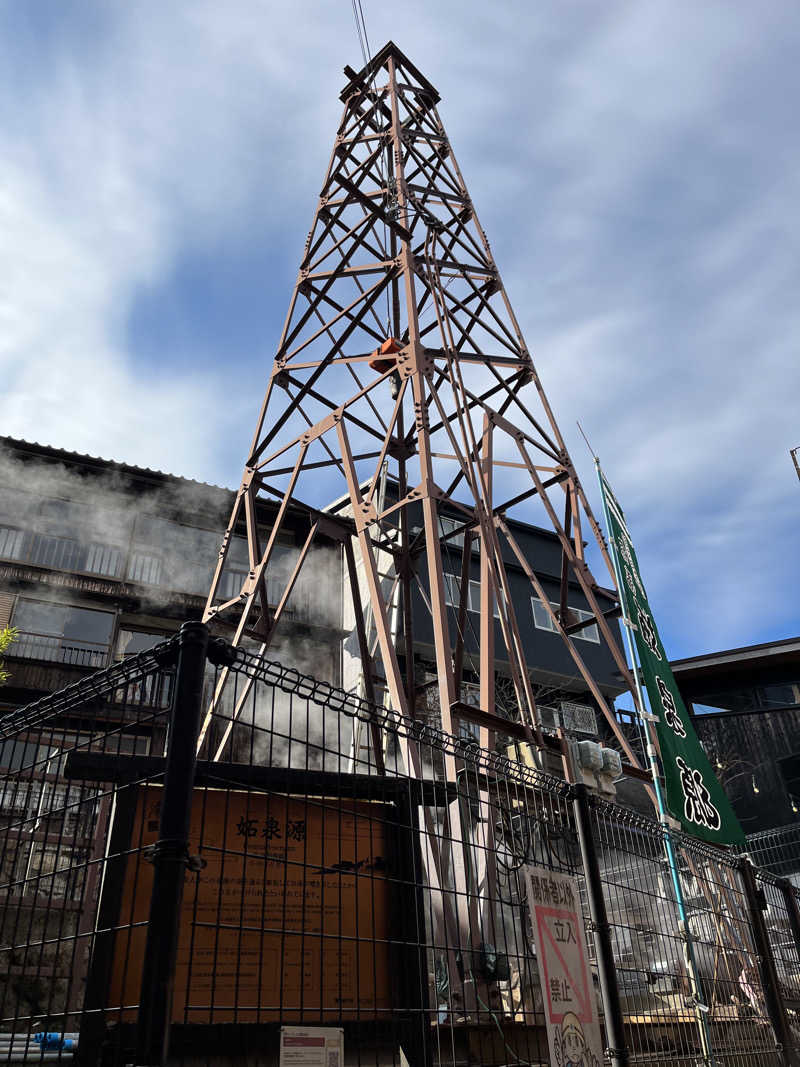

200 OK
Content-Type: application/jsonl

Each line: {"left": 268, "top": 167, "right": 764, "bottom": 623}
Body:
{"left": 1, "top": 622, "right": 799, "bottom": 1067}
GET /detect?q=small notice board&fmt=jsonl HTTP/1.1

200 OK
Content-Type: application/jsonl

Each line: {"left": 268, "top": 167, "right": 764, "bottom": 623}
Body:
{"left": 279, "top": 1026, "right": 343, "bottom": 1066}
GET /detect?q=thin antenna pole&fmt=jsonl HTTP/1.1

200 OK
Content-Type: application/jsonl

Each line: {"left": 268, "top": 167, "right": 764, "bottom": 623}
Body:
{"left": 576, "top": 420, "right": 597, "bottom": 461}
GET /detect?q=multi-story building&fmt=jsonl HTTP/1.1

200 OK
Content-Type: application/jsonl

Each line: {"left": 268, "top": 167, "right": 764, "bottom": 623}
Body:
{"left": 330, "top": 477, "right": 627, "bottom": 781}
{"left": 0, "top": 436, "right": 344, "bottom": 715}
{"left": 0, "top": 438, "right": 627, "bottom": 763}
{"left": 0, "top": 435, "right": 348, "bottom": 1025}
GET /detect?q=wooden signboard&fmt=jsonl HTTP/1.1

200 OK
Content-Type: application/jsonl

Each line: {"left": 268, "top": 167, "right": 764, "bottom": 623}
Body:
{"left": 108, "top": 786, "right": 392, "bottom": 1023}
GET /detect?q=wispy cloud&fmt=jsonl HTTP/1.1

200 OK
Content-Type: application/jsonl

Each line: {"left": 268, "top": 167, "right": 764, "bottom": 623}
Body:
{"left": 0, "top": 1, "right": 797, "bottom": 655}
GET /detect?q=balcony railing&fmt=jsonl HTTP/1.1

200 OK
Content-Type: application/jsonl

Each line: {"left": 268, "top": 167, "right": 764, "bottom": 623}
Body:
{"left": 9, "top": 631, "right": 110, "bottom": 669}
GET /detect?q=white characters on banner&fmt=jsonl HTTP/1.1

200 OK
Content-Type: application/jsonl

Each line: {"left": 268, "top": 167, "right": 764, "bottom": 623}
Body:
{"left": 636, "top": 608, "right": 662, "bottom": 661}
{"left": 676, "top": 757, "right": 721, "bottom": 831}
{"left": 655, "top": 675, "right": 687, "bottom": 739}
{"left": 619, "top": 547, "right": 646, "bottom": 602}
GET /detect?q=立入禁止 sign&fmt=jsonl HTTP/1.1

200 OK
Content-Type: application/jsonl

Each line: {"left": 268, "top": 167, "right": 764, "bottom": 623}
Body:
{"left": 525, "top": 865, "right": 603, "bottom": 1067}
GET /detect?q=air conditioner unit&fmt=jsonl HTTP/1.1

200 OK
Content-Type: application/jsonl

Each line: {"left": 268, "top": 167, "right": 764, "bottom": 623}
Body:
{"left": 537, "top": 705, "right": 560, "bottom": 733}
{"left": 560, "top": 701, "right": 598, "bottom": 736}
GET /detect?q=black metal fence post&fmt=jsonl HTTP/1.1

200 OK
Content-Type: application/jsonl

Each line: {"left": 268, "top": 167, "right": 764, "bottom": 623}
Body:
{"left": 739, "top": 859, "right": 797, "bottom": 1067}
{"left": 135, "top": 620, "right": 209, "bottom": 1067}
{"left": 778, "top": 879, "right": 800, "bottom": 965}
{"left": 572, "top": 784, "right": 629, "bottom": 1067}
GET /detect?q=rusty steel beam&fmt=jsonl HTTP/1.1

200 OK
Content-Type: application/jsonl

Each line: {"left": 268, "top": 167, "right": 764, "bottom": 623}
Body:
{"left": 202, "top": 36, "right": 646, "bottom": 775}
{"left": 198, "top": 44, "right": 659, "bottom": 997}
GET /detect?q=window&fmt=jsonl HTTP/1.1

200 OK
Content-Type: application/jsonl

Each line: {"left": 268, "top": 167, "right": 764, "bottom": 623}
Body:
{"left": 28, "top": 532, "right": 82, "bottom": 571}
{"left": 85, "top": 542, "right": 123, "bottom": 577}
{"left": 439, "top": 515, "right": 466, "bottom": 549}
{"left": 459, "top": 683, "right": 481, "bottom": 741}
{"left": 12, "top": 599, "right": 114, "bottom": 667}
{"left": 443, "top": 574, "right": 500, "bottom": 617}
{"left": 444, "top": 573, "right": 461, "bottom": 608}
{"left": 0, "top": 522, "right": 122, "bottom": 576}
{"left": 116, "top": 629, "right": 171, "bottom": 658}
{"left": 757, "top": 683, "right": 800, "bottom": 709}
{"left": 128, "top": 551, "right": 163, "bottom": 585}
{"left": 0, "top": 525, "right": 24, "bottom": 560}
{"left": 115, "top": 629, "right": 174, "bottom": 707}
{"left": 573, "top": 608, "right": 600, "bottom": 643}
{"left": 219, "top": 565, "right": 250, "bottom": 601}
{"left": 531, "top": 597, "right": 600, "bottom": 643}
{"left": 531, "top": 596, "right": 557, "bottom": 633}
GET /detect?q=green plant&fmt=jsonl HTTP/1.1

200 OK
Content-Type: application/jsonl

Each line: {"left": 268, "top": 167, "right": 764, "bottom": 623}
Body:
{"left": 0, "top": 625, "right": 18, "bottom": 685}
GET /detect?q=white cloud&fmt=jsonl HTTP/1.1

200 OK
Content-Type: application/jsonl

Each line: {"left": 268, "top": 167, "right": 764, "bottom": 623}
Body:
{"left": 0, "top": 1, "right": 798, "bottom": 654}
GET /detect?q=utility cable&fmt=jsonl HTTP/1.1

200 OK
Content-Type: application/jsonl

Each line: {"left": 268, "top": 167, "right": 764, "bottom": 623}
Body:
{"left": 350, "top": 0, "right": 369, "bottom": 67}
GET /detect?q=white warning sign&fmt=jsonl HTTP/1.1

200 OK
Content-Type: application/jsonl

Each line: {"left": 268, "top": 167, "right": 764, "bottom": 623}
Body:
{"left": 524, "top": 866, "right": 603, "bottom": 1067}
{"left": 279, "top": 1026, "right": 343, "bottom": 1067}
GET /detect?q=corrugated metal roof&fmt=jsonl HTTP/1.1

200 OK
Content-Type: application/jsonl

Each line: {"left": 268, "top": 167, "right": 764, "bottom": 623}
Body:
{"left": 0, "top": 435, "right": 233, "bottom": 494}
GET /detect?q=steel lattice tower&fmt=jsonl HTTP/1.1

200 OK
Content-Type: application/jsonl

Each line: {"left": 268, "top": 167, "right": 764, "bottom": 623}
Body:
{"left": 199, "top": 41, "right": 642, "bottom": 773}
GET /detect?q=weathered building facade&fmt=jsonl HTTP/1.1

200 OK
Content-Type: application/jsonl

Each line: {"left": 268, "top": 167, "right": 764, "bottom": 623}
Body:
{"left": 0, "top": 436, "right": 344, "bottom": 715}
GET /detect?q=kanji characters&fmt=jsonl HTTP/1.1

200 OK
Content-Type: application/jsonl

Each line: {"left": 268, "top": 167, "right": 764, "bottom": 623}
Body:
{"left": 676, "top": 756, "right": 721, "bottom": 831}
{"left": 637, "top": 608, "right": 662, "bottom": 661}
{"left": 261, "top": 816, "right": 282, "bottom": 840}
{"left": 550, "top": 976, "right": 573, "bottom": 1005}
{"left": 655, "top": 675, "right": 686, "bottom": 738}
{"left": 286, "top": 819, "right": 306, "bottom": 842}
{"left": 553, "top": 919, "right": 577, "bottom": 945}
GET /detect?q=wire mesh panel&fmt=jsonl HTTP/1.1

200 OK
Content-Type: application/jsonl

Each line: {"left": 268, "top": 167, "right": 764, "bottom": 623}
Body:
{"left": 745, "top": 826, "right": 800, "bottom": 884}
{"left": 586, "top": 800, "right": 705, "bottom": 1065}
{"left": 677, "top": 841, "right": 783, "bottom": 1067}
{"left": 200, "top": 652, "right": 589, "bottom": 1067}
{"left": 754, "top": 873, "right": 800, "bottom": 1060}
{"left": 586, "top": 798, "right": 790, "bottom": 1067}
{"left": 2, "top": 630, "right": 798, "bottom": 1067}
{"left": 0, "top": 641, "right": 177, "bottom": 1065}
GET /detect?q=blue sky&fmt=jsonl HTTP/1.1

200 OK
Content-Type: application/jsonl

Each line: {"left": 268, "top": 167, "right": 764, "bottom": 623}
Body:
{"left": 1, "top": 1, "right": 798, "bottom": 658}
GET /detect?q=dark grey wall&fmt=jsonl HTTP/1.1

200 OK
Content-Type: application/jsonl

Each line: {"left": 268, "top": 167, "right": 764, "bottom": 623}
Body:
{"left": 693, "top": 707, "right": 800, "bottom": 834}
{"left": 409, "top": 516, "right": 623, "bottom": 692}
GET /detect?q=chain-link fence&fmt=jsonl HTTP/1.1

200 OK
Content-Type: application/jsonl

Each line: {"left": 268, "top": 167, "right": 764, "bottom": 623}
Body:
{"left": 1, "top": 622, "right": 799, "bottom": 1066}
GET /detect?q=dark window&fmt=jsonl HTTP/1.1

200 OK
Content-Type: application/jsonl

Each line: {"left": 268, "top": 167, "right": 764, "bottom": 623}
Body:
{"left": 11, "top": 599, "right": 114, "bottom": 667}
{"left": 116, "top": 628, "right": 171, "bottom": 658}
{"left": 114, "top": 629, "right": 174, "bottom": 708}
{"left": 757, "top": 683, "right": 800, "bottom": 709}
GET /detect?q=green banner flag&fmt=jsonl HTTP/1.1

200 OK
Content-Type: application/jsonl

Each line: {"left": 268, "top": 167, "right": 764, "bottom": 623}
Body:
{"left": 599, "top": 469, "right": 744, "bottom": 846}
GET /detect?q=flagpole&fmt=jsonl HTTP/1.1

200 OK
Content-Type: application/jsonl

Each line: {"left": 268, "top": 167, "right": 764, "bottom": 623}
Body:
{"left": 594, "top": 457, "right": 715, "bottom": 1066}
